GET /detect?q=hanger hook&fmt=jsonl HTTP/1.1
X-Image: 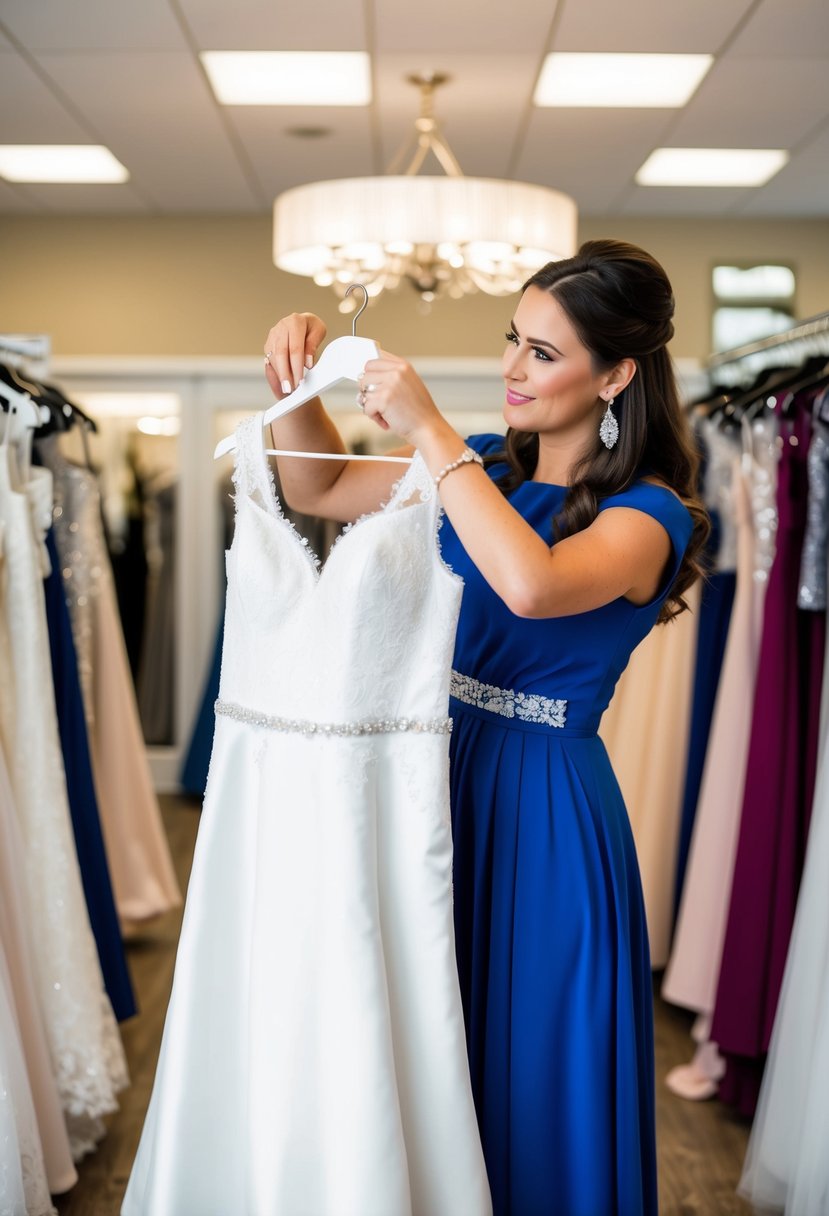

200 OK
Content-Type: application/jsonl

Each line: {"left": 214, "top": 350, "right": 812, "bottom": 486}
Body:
{"left": 344, "top": 283, "right": 369, "bottom": 336}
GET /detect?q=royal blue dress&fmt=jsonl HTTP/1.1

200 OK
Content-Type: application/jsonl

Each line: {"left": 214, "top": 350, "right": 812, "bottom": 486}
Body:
{"left": 439, "top": 435, "right": 694, "bottom": 1216}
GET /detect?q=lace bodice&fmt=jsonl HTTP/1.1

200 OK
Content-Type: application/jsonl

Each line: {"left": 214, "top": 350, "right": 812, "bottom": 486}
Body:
{"left": 220, "top": 416, "right": 462, "bottom": 726}
{"left": 37, "top": 438, "right": 112, "bottom": 727}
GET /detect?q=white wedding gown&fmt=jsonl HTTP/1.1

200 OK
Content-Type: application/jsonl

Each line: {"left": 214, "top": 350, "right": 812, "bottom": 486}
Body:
{"left": 123, "top": 416, "right": 491, "bottom": 1216}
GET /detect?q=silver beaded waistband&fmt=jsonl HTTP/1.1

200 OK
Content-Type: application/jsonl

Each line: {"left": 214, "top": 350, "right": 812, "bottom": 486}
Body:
{"left": 449, "top": 670, "right": 567, "bottom": 729}
{"left": 214, "top": 699, "right": 452, "bottom": 737}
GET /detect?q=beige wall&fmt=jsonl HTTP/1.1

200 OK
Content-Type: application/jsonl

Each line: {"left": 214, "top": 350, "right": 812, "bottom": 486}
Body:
{"left": 1, "top": 213, "right": 827, "bottom": 362}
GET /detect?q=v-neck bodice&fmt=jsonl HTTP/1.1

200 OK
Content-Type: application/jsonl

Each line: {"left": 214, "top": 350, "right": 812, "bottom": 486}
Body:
{"left": 220, "top": 414, "right": 463, "bottom": 725}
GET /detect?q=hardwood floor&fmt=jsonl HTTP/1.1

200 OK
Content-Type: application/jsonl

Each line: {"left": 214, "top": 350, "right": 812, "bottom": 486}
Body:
{"left": 54, "top": 795, "right": 755, "bottom": 1215}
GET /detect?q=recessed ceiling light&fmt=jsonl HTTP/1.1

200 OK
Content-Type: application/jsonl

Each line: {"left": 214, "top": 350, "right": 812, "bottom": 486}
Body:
{"left": 635, "top": 147, "right": 789, "bottom": 186}
{"left": 0, "top": 145, "right": 128, "bottom": 183}
{"left": 201, "top": 51, "right": 371, "bottom": 106}
{"left": 534, "top": 53, "right": 713, "bottom": 108}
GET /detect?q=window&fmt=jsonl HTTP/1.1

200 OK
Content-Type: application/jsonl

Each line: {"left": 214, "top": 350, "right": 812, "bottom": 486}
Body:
{"left": 711, "top": 263, "right": 796, "bottom": 353}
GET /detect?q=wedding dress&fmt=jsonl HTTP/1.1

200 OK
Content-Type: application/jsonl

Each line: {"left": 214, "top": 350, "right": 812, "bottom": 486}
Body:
{"left": 123, "top": 415, "right": 491, "bottom": 1216}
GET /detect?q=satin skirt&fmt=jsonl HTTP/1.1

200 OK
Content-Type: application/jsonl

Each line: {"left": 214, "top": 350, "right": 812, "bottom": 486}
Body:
{"left": 450, "top": 703, "right": 657, "bottom": 1216}
{"left": 123, "top": 719, "right": 491, "bottom": 1216}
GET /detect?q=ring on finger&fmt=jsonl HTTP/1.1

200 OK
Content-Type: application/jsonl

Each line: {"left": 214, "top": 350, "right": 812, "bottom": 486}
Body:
{"left": 356, "top": 390, "right": 367, "bottom": 410}
{"left": 366, "top": 383, "right": 378, "bottom": 392}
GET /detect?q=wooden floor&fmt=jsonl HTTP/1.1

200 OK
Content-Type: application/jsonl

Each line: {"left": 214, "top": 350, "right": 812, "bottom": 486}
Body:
{"left": 55, "top": 795, "right": 756, "bottom": 1215}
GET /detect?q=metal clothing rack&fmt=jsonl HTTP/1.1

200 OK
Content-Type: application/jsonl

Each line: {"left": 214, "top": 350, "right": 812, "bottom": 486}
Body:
{"left": 707, "top": 310, "right": 829, "bottom": 385}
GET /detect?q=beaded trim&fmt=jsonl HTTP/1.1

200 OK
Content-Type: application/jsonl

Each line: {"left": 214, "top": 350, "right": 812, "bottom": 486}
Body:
{"left": 449, "top": 670, "right": 567, "bottom": 728}
{"left": 215, "top": 698, "right": 452, "bottom": 737}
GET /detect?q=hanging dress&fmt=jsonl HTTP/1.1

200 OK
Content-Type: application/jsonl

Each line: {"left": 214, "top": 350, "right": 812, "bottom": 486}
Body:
{"left": 439, "top": 434, "right": 694, "bottom": 1216}
{"left": 41, "top": 522, "right": 136, "bottom": 1021}
{"left": 739, "top": 410, "right": 829, "bottom": 1215}
{"left": 0, "top": 937, "right": 56, "bottom": 1216}
{"left": 711, "top": 396, "right": 826, "bottom": 1116}
{"left": 673, "top": 415, "right": 739, "bottom": 913}
{"left": 662, "top": 413, "right": 778, "bottom": 1097}
{"left": 123, "top": 415, "right": 491, "bottom": 1216}
{"left": 38, "top": 437, "right": 180, "bottom": 923}
{"left": 0, "top": 442, "right": 127, "bottom": 1160}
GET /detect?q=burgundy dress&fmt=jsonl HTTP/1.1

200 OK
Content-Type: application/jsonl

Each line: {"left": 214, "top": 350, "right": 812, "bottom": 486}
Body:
{"left": 711, "top": 392, "right": 826, "bottom": 1116}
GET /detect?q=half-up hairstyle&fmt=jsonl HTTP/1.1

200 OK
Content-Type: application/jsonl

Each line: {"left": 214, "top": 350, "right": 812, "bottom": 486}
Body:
{"left": 487, "top": 239, "right": 709, "bottom": 622}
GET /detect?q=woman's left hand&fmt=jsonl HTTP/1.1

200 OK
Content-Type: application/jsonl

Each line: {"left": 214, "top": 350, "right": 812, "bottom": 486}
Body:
{"left": 358, "top": 351, "right": 444, "bottom": 446}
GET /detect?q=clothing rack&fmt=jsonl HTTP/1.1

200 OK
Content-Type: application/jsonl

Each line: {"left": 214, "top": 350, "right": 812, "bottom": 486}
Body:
{"left": 707, "top": 311, "right": 829, "bottom": 385}
{"left": 0, "top": 333, "right": 51, "bottom": 377}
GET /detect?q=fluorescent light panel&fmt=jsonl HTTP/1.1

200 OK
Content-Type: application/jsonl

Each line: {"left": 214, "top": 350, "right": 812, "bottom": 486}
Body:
{"left": 534, "top": 53, "right": 713, "bottom": 107}
{"left": 201, "top": 51, "right": 371, "bottom": 105}
{"left": 636, "top": 147, "right": 788, "bottom": 186}
{"left": 0, "top": 145, "right": 128, "bottom": 183}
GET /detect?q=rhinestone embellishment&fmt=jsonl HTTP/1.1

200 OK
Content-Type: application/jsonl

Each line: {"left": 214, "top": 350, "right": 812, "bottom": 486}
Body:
{"left": 599, "top": 400, "right": 619, "bottom": 450}
{"left": 449, "top": 670, "right": 567, "bottom": 728}
{"left": 215, "top": 699, "right": 452, "bottom": 736}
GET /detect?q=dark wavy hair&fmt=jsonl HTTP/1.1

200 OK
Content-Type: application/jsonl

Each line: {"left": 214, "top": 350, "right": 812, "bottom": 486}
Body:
{"left": 487, "top": 238, "right": 709, "bottom": 622}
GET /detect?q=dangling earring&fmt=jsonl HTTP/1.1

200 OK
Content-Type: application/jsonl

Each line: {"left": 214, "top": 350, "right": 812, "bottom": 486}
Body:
{"left": 599, "top": 396, "right": 619, "bottom": 450}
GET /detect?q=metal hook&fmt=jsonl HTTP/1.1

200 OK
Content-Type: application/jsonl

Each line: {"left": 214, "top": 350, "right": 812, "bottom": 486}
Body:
{"left": 344, "top": 283, "right": 369, "bottom": 336}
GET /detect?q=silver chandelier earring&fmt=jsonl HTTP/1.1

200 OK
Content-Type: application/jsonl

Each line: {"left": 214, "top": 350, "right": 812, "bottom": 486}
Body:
{"left": 599, "top": 397, "right": 619, "bottom": 450}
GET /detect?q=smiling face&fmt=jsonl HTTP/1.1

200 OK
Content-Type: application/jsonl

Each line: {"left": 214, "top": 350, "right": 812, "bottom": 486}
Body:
{"left": 502, "top": 285, "right": 619, "bottom": 447}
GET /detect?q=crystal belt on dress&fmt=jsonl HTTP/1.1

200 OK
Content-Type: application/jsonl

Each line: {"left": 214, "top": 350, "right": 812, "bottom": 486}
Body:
{"left": 449, "top": 670, "right": 567, "bottom": 729}
{"left": 214, "top": 699, "right": 452, "bottom": 737}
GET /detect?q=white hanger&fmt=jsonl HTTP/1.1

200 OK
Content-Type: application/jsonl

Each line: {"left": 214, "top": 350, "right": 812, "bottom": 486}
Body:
{"left": 0, "top": 380, "right": 49, "bottom": 444}
{"left": 214, "top": 284, "right": 408, "bottom": 462}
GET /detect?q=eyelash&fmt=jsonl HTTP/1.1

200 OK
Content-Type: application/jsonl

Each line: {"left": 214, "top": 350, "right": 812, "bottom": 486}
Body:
{"left": 504, "top": 331, "right": 553, "bottom": 362}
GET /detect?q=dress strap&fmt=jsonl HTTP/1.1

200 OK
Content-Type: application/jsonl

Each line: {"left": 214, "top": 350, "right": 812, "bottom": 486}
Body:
{"left": 385, "top": 450, "right": 436, "bottom": 514}
{"left": 232, "top": 413, "right": 276, "bottom": 514}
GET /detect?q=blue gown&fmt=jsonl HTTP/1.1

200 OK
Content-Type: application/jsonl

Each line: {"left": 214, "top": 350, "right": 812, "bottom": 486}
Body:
{"left": 439, "top": 435, "right": 694, "bottom": 1216}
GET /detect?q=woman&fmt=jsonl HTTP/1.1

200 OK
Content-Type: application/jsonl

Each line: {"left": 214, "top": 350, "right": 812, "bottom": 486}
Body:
{"left": 265, "top": 240, "right": 708, "bottom": 1216}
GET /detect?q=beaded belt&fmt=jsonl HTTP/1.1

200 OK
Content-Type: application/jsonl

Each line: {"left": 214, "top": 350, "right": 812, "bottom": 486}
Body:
{"left": 449, "top": 670, "right": 567, "bottom": 729}
{"left": 214, "top": 699, "right": 452, "bottom": 737}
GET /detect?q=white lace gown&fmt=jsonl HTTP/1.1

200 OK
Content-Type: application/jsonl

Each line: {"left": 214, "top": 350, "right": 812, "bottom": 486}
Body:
{"left": 0, "top": 445, "right": 127, "bottom": 1161}
{"left": 123, "top": 416, "right": 491, "bottom": 1216}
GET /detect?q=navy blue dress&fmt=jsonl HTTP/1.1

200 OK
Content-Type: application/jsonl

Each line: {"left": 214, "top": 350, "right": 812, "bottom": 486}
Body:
{"left": 43, "top": 527, "right": 136, "bottom": 1022}
{"left": 439, "top": 435, "right": 694, "bottom": 1216}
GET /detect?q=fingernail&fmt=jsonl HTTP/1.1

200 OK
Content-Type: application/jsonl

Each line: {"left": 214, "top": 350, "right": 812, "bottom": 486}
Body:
{"left": 281, "top": 379, "right": 292, "bottom": 394}
{"left": 305, "top": 354, "right": 314, "bottom": 369}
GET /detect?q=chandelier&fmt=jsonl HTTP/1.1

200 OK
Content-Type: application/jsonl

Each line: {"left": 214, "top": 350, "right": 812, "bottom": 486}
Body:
{"left": 272, "top": 73, "right": 578, "bottom": 305}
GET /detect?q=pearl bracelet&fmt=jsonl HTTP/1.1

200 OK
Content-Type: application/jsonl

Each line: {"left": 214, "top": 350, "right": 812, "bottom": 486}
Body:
{"left": 434, "top": 446, "right": 484, "bottom": 489}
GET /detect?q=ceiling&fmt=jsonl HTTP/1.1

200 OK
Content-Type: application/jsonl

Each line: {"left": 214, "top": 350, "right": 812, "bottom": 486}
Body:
{"left": 0, "top": 0, "right": 827, "bottom": 219}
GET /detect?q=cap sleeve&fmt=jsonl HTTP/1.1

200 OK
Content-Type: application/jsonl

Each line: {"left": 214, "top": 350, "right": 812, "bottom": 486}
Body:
{"left": 464, "top": 433, "right": 508, "bottom": 458}
{"left": 599, "top": 482, "right": 695, "bottom": 608}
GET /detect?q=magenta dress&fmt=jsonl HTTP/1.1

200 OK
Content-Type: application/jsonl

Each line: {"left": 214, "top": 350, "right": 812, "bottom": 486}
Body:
{"left": 710, "top": 394, "right": 826, "bottom": 1116}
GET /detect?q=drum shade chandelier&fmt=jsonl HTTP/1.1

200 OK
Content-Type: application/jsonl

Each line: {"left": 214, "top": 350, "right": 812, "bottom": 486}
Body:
{"left": 273, "top": 73, "right": 578, "bottom": 306}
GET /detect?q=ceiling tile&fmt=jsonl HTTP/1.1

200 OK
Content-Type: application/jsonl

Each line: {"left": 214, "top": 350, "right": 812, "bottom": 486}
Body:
{"left": 374, "top": 0, "right": 555, "bottom": 53}
{"left": 179, "top": 0, "right": 367, "bottom": 52}
{"left": 230, "top": 108, "right": 375, "bottom": 197}
{"left": 0, "top": 176, "right": 48, "bottom": 212}
{"left": 0, "top": 51, "right": 94, "bottom": 142}
{"left": 739, "top": 122, "right": 829, "bottom": 215}
{"left": 668, "top": 57, "right": 829, "bottom": 147}
{"left": 11, "top": 182, "right": 153, "bottom": 213}
{"left": 553, "top": 0, "right": 756, "bottom": 52}
{"left": 515, "top": 108, "right": 673, "bottom": 208}
{"left": 36, "top": 51, "right": 263, "bottom": 211}
{"left": 616, "top": 185, "right": 755, "bottom": 215}
{"left": 727, "top": 0, "right": 829, "bottom": 57}
{"left": 374, "top": 55, "right": 533, "bottom": 179}
{"left": 0, "top": 0, "right": 187, "bottom": 52}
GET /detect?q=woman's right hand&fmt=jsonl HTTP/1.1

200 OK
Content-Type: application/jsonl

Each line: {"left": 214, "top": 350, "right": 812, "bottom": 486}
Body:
{"left": 264, "top": 312, "right": 327, "bottom": 398}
